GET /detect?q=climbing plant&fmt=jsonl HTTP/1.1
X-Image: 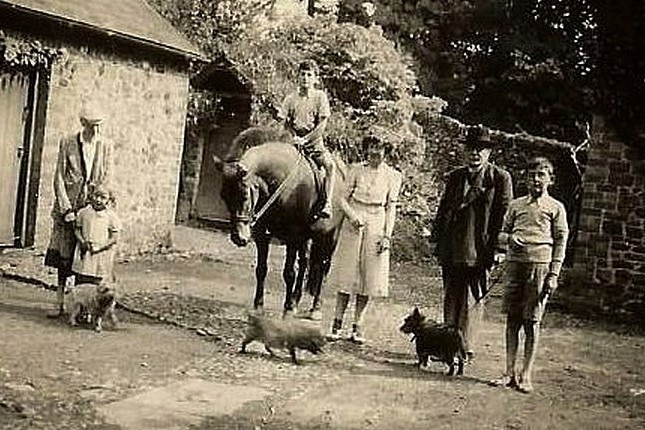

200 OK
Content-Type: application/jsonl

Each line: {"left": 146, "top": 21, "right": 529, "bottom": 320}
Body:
{"left": 0, "top": 31, "right": 64, "bottom": 71}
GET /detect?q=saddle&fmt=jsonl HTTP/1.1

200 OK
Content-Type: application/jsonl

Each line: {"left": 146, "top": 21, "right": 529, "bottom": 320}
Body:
{"left": 302, "top": 154, "right": 327, "bottom": 221}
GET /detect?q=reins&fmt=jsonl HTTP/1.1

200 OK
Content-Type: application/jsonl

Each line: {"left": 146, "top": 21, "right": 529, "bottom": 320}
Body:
{"left": 249, "top": 151, "right": 304, "bottom": 227}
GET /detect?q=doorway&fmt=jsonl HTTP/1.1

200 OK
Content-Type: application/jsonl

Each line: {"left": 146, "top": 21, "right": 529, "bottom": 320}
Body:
{"left": 0, "top": 69, "right": 41, "bottom": 247}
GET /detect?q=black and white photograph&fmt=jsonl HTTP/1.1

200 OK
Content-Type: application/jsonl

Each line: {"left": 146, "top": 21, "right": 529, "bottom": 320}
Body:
{"left": 0, "top": 0, "right": 644, "bottom": 428}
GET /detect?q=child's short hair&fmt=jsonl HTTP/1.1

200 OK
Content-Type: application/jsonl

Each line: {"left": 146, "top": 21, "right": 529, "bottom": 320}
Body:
{"left": 90, "top": 184, "right": 116, "bottom": 205}
{"left": 298, "top": 59, "right": 319, "bottom": 74}
{"left": 527, "top": 157, "right": 554, "bottom": 176}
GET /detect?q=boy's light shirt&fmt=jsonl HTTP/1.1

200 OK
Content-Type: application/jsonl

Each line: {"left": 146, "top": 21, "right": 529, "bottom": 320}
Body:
{"left": 498, "top": 191, "right": 569, "bottom": 276}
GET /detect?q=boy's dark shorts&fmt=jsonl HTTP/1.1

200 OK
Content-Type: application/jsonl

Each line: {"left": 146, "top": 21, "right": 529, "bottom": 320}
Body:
{"left": 502, "top": 262, "right": 549, "bottom": 322}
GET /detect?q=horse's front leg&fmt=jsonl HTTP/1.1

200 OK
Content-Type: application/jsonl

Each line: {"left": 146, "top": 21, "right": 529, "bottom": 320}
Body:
{"left": 282, "top": 244, "right": 298, "bottom": 317}
{"left": 293, "top": 240, "right": 311, "bottom": 309}
{"left": 254, "top": 236, "right": 270, "bottom": 310}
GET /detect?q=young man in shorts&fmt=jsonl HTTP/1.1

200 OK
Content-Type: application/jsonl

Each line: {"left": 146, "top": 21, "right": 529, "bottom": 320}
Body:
{"left": 490, "top": 157, "right": 569, "bottom": 393}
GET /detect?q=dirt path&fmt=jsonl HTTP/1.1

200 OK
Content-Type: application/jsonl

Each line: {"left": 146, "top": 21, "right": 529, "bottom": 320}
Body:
{"left": 1, "top": 243, "right": 645, "bottom": 429}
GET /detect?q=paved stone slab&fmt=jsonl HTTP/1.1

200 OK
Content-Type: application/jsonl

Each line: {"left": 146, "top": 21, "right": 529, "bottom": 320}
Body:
{"left": 99, "top": 379, "right": 270, "bottom": 430}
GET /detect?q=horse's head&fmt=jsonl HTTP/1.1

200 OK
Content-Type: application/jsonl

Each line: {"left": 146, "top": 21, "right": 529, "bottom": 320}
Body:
{"left": 213, "top": 156, "right": 259, "bottom": 247}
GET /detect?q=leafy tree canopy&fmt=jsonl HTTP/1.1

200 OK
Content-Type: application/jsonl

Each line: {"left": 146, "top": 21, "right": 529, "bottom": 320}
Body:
{"left": 150, "top": 0, "right": 449, "bottom": 166}
{"left": 365, "top": 0, "right": 644, "bottom": 147}
{"left": 370, "top": 0, "right": 597, "bottom": 143}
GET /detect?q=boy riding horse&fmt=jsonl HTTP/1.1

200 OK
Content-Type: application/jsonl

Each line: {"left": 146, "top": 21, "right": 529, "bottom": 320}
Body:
{"left": 280, "top": 59, "right": 335, "bottom": 220}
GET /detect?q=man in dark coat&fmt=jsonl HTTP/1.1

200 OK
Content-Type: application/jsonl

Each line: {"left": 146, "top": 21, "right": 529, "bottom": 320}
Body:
{"left": 430, "top": 125, "right": 513, "bottom": 357}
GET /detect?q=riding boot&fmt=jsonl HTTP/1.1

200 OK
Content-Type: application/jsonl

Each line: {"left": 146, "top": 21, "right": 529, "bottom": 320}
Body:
{"left": 351, "top": 294, "right": 369, "bottom": 344}
{"left": 326, "top": 291, "right": 350, "bottom": 341}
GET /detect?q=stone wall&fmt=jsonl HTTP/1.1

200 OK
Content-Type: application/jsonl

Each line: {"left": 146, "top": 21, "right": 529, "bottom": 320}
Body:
{"left": 26, "top": 38, "right": 190, "bottom": 254}
{"left": 568, "top": 116, "right": 645, "bottom": 322}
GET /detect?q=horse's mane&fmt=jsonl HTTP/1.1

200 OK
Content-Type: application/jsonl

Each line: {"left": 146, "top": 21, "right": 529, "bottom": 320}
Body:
{"left": 226, "top": 126, "right": 291, "bottom": 161}
{"left": 231, "top": 126, "right": 348, "bottom": 180}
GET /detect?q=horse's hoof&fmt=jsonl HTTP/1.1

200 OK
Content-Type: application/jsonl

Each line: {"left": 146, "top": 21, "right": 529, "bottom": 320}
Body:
{"left": 282, "top": 309, "right": 296, "bottom": 319}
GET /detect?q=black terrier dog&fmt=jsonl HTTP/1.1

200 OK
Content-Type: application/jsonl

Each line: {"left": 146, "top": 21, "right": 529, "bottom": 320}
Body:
{"left": 240, "top": 313, "right": 326, "bottom": 365}
{"left": 400, "top": 307, "right": 467, "bottom": 376}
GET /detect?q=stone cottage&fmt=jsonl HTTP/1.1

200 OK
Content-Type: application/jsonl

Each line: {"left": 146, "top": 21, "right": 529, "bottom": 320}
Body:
{"left": 0, "top": 0, "right": 203, "bottom": 253}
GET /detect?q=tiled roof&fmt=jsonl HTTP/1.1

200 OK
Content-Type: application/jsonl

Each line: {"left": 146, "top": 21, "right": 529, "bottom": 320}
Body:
{"left": 0, "top": 0, "right": 203, "bottom": 58}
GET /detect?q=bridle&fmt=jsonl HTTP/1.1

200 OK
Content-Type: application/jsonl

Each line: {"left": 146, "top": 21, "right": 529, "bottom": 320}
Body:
{"left": 230, "top": 177, "right": 259, "bottom": 225}
{"left": 231, "top": 152, "right": 304, "bottom": 228}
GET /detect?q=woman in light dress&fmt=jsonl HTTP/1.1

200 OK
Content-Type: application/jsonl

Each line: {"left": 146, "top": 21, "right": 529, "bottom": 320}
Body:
{"left": 327, "top": 133, "right": 402, "bottom": 343}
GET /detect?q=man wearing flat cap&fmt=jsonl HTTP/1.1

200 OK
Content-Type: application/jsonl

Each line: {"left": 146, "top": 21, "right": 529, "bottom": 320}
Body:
{"left": 45, "top": 104, "right": 113, "bottom": 317}
{"left": 429, "top": 125, "right": 513, "bottom": 357}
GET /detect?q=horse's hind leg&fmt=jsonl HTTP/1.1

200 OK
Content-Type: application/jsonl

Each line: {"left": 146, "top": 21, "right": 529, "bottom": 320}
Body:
{"left": 306, "top": 233, "right": 337, "bottom": 314}
{"left": 253, "top": 237, "right": 270, "bottom": 310}
{"left": 282, "top": 244, "right": 298, "bottom": 317}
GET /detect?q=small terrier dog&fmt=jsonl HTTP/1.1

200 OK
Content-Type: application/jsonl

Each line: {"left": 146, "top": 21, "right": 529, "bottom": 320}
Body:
{"left": 400, "top": 307, "right": 467, "bottom": 376}
{"left": 240, "top": 313, "right": 326, "bottom": 365}
{"left": 66, "top": 283, "right": 118, "bottom": 332}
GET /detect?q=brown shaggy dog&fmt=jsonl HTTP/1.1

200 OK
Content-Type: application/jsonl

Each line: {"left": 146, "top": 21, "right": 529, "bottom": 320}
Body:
{"left": 400, "top": 307, "right": 467, "bottom": 376}
{"left": 240, "top": 313, "right": 326, "bottom": 364}
{"left": 66, "top": 284, "right": 118, "bottom": 332}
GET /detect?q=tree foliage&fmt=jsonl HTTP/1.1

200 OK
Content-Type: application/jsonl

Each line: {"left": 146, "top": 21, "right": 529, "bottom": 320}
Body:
{"left": 149, "top": 0, "right": 447, "bottom": 168}
{"left": 369, "top": 0, "right": 598, "bottom": 144}
{"left": 593, "top": 1, "right": 645, "bottom": 146}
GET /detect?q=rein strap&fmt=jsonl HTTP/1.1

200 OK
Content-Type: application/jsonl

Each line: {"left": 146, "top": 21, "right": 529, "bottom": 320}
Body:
{"left": 251, "top": 152, "right": 304, "bottom": 227}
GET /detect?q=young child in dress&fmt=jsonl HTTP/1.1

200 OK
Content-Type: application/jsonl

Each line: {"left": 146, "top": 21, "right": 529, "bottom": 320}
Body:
{"left": 71, "top": 186, "right": 121, "bottom": 285}
{"left": 489, "top": 157, "right": 569, "bottom": 393}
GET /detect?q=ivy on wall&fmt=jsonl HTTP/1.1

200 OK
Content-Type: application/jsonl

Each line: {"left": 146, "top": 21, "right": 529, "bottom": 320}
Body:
{"left": 0, "top": 31, "right": 65, "bottom": 71}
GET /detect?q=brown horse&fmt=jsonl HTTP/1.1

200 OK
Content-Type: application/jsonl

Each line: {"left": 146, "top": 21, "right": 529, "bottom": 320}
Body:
{"left": 213, "top": 135, "right": 346, "bottom": 317}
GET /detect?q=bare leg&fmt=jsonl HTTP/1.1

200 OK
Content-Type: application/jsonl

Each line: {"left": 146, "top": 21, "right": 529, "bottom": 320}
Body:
{"left": 505, "top": 316, "right": 522, "bottom": 383}
{"left": 518, "top": 320, "right": 541, "bottom": 393}
{"left": 490, "top": 315, "right": 521, "bottom": 387}
{"left": 50, "top": 271, "right": 68, "bottom": 318}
